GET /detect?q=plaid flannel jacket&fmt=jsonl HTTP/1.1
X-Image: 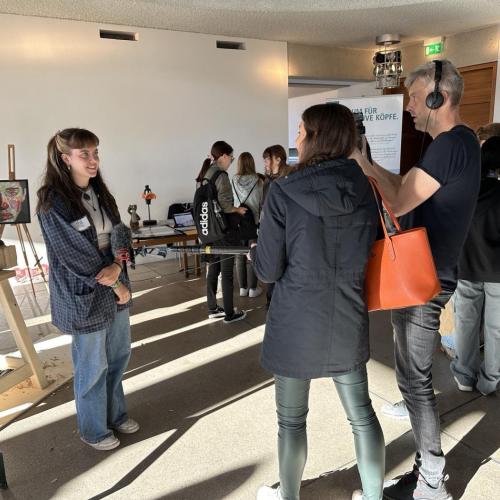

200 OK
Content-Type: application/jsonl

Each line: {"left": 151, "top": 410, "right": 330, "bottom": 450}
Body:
{"left": 38, "top": 194, "right": 130, "bottom": 335}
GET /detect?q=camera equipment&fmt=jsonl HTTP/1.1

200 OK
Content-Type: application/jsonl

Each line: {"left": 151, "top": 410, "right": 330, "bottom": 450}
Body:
{"left": 353, "top": 112, "right": 373, "bottom": 164}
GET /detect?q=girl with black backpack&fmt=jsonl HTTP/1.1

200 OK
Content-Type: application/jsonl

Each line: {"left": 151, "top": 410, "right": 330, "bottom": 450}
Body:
{"left": 196, "top": 141, "right": 247, "bottom": 324}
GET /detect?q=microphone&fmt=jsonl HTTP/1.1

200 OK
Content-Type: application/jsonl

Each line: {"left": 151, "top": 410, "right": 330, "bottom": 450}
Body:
{"left": 111, "top": 222, "right": 133, "bottom": 277}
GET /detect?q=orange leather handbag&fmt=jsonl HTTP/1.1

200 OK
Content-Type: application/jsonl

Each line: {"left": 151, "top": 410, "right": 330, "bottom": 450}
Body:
{"left": 365, "top": 177, "right": 442, "bottom": 312}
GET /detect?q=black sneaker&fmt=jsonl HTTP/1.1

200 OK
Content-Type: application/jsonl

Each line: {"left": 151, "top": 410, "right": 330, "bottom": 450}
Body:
{"left": 208, "top": 306, "right": 225, "bottom": 319}
{"left": 223, "top": 310, "right": 247, "bottom": 324}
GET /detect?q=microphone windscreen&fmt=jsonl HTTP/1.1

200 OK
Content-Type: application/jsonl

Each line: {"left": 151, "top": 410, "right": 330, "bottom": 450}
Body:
{"left": 111, "top": 222, "right": 132, "bottom": 256}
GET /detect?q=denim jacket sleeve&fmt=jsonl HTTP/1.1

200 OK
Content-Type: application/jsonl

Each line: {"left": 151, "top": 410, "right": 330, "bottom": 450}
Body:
{"left": 252, "top": 182, "right": 287, "bottom": 283}
{"left": 38, "top": 207, "right": 106, "bottom": 288}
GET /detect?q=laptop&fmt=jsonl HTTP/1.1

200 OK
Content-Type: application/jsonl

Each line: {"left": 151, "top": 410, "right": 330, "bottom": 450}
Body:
{"left": 173, "top": 211, "right": 196, "bottom": 229}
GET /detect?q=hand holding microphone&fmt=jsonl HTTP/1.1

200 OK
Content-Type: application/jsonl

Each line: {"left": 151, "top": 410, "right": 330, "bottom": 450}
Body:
{"left": 110, "top": 222, "right": 132, "bottom": 277}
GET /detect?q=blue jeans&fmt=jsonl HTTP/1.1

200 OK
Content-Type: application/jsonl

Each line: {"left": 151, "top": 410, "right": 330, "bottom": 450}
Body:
{"left": 274, "top": 367, "right": 385, "bottom": 500}
{"left": 391, "top": 289, "right": 453, "bottom": 487}
{"left": 451, "top": 279, "right": 500, "bottom": 395}
{"left": 71, "top": 308, "right": 131, "bottom": 443}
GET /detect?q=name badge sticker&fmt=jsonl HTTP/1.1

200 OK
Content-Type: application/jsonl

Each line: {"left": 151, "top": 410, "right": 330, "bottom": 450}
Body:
{"left": 71, "top": 216, "right": 91, "bottom": 232}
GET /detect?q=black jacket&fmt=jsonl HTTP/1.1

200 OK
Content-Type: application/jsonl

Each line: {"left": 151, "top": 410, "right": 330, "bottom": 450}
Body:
{"left": 252, "top": 159, "right": 378, "bottom": 378}
{"left": 458, "top": 177, "right": 500, "bottom": 283}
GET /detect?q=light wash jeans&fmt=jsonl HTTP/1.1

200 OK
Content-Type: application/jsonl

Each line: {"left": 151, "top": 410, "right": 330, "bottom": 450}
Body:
{"left": 391, "top": 289, "right": 453, "bottom": 488}
{"left": 274, "top": 367, "right": 385, "bottom": 500}
{"left": 71, "top": 308, "right": 131, "bottom": 443}
{"left": 451, "top": 279, "right": 500, "bottom": 395}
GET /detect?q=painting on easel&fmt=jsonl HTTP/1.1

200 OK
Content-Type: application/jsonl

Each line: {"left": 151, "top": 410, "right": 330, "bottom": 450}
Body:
{"left": 0, "top": 179, "right": 30, "bottom": 224}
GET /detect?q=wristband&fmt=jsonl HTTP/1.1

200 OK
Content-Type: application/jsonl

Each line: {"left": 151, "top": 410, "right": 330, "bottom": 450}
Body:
{"left": 111, "top": 280, "right": 121, "bottom": 289}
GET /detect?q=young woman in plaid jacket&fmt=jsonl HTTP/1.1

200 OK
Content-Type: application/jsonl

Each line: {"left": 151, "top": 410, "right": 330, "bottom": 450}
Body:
{"left": 37, "top": 128, "right": 139, "bottom": 451}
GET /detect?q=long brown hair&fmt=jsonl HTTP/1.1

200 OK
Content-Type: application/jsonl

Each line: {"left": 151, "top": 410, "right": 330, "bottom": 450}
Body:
{"left": 196, "top": 140, "right": 233, "bottom": 182}
{"left": 37, "top": 128, "right": 120, "bottom": 222}
{"left": 262, "top": 144, "right": 287, "bottom": 177}
{"left": 297, "top": 103, "right": 356, "bottom": 169}
{"left": 237, "top": 152, "right": 256, "bottom": 176}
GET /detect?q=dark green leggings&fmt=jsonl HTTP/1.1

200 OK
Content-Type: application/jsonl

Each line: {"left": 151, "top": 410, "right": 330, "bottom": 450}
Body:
{"left": 274, "top": 366, "right": 384, "bottom": 500}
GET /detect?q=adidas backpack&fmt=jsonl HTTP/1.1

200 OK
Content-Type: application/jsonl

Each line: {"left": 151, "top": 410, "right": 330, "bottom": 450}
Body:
{"left": 193, "top": 170, "right": 227, "bottom": 244}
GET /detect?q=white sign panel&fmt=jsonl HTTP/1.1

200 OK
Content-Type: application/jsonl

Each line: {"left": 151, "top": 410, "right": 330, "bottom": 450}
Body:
{"left": 327, "top": 95, "right": 403, "bottom": 173}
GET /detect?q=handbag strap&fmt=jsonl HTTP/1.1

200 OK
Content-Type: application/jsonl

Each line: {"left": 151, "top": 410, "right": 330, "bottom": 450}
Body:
{"left": 367, "top": 176, "right": 402, "bottom": 234}
{"left": 367, "top": 177, "right": 400, "bottom": 261}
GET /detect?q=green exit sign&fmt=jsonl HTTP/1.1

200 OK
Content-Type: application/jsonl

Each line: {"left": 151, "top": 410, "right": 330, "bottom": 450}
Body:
{"left": 425, "top": 42, "right": 443, "bottom": 56}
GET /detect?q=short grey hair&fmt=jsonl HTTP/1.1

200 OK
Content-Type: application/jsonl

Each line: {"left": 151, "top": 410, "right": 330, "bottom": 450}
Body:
{"left": 405, "top": 59, "right": 464, "bottom": 107}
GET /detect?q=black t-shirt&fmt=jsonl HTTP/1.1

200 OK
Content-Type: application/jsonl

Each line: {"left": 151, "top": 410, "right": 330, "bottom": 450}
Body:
{"left": 400, "top": 125, "right": 481, "bottom": 291}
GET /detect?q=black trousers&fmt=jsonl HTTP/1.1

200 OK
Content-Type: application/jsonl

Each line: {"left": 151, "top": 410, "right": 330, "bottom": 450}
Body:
{"left": 206, "top": 236, "right": 236, "bottom": 314}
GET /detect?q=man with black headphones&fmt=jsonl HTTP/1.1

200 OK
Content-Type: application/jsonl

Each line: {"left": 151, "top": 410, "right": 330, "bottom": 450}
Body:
{"left": 352, "top": 59, "right": 481, "bottom": 500}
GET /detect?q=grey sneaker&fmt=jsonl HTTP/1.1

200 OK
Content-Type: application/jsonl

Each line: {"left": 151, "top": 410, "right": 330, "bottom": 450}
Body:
{"left": 114, "top": 418, "right": 140, "bottom": 434}
{"left": 413, "top": 476, "right": 452, "bottom": 500}
{"left": 80, "top": 433, "right": 120, "bottom": 451}
{"left": 381, "top": 400, "right": 409, "bottom": 420}
{"left": 384, "top": 470, "right": 452, "bottom": 500}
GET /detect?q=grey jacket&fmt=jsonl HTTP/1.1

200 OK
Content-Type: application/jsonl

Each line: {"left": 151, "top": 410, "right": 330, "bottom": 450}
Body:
{"left": 251, "top": 159, "right": 378, "bottom": 378}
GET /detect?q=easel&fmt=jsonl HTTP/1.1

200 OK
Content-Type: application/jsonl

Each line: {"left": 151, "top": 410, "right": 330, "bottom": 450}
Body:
{"left": 0, "top": 269, "right": 50, "bottom": 489}
{"left": 0, "top": 145, "right": 48, "bottom": 297}
{"left": 0, "top": 145, "right": 50, "bottom": 489}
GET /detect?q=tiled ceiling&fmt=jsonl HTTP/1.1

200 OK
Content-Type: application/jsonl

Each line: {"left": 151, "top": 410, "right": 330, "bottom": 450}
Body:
{"left": 0, "top": 0, "right": 499, "bottom": 48}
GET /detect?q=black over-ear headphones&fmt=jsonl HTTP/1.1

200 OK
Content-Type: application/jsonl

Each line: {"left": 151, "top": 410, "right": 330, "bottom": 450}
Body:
{"left": 426, "top": 60, "right": 444, "bottom": 110}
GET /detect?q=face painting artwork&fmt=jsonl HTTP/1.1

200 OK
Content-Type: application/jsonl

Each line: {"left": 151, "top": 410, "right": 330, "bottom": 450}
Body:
{"left": 0, "top": 180, "right": 30, "bottom": 224}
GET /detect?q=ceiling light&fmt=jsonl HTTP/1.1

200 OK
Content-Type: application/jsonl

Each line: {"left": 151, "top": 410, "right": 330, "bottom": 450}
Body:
{"left": 373, "top": 34, "right": 403, "bottom": 89}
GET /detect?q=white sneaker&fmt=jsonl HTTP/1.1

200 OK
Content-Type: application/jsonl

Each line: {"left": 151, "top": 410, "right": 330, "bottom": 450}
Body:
{"left": 257, "top": 485, "right": 283, "bottom": 500}
{"left": 352, "top": 490, "right": 364, "bottom": 500}
{"left": 454, "top": 376, "right": 473, "bottom": 392}
{"left": 114, "top": 418, "right": 140, "bottom": 434}
{"left": 381, "top": 400, "right": 409, "bottom": 420}
{"left": 240, "top": 288, "right": 249, "bottom": 297}
{"left": 249, "top": 287, "right": 263, "bottom": 298}
{"left": 80, "top": 433, "right": 120, "bottom": 451}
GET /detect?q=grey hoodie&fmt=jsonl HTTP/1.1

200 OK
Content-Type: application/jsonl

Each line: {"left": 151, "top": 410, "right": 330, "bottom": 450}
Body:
{"left": 231, "top": 174, "right": 264, "bottom": 224}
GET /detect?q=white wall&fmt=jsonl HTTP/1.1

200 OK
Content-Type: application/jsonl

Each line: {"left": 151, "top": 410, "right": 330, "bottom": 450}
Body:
{"left": 0, "top": 14, "right": 288, "bottom": 265}
{"left": 288, "top": 82, "right": 380, "bottom": 148}
{"left": 493, "top": 25, "right": 500, "bottom": 122}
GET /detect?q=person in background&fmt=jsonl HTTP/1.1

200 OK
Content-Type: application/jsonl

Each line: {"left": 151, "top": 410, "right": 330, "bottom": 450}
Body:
{"left": 476, "top": 122, "right": 500, "bottom": 145}
{"left": 252, "top": 103, "right": 384, "bottom": 500}
{"left": 197, "top": 140, "right": 247, "bottom": 324}
{"left": 383, "top": 121, "right": 500, "bottom": 421}
{"left": 37, "top": 128, "right": 138, "bottom": 451}
{"left": 450, "top": 135, "right": 500, "bottom": 396}
{"left": 232, "top": 152, "right": 264, "bottom": 299}
{"left": 261, "top": 145, "right": 288, "bottom": 308}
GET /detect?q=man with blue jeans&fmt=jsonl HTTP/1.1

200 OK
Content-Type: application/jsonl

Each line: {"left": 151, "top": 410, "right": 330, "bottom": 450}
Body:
{"left": 352, "top": 59, "right": 480, "bottom": 499}
{"left": 450, "top": 135, "right": 500, "bottom": 397}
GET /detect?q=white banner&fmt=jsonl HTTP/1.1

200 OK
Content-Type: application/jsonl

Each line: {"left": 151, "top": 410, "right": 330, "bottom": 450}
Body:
{"left": 328, "top": 95, "right": 403, "bottom": 173}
